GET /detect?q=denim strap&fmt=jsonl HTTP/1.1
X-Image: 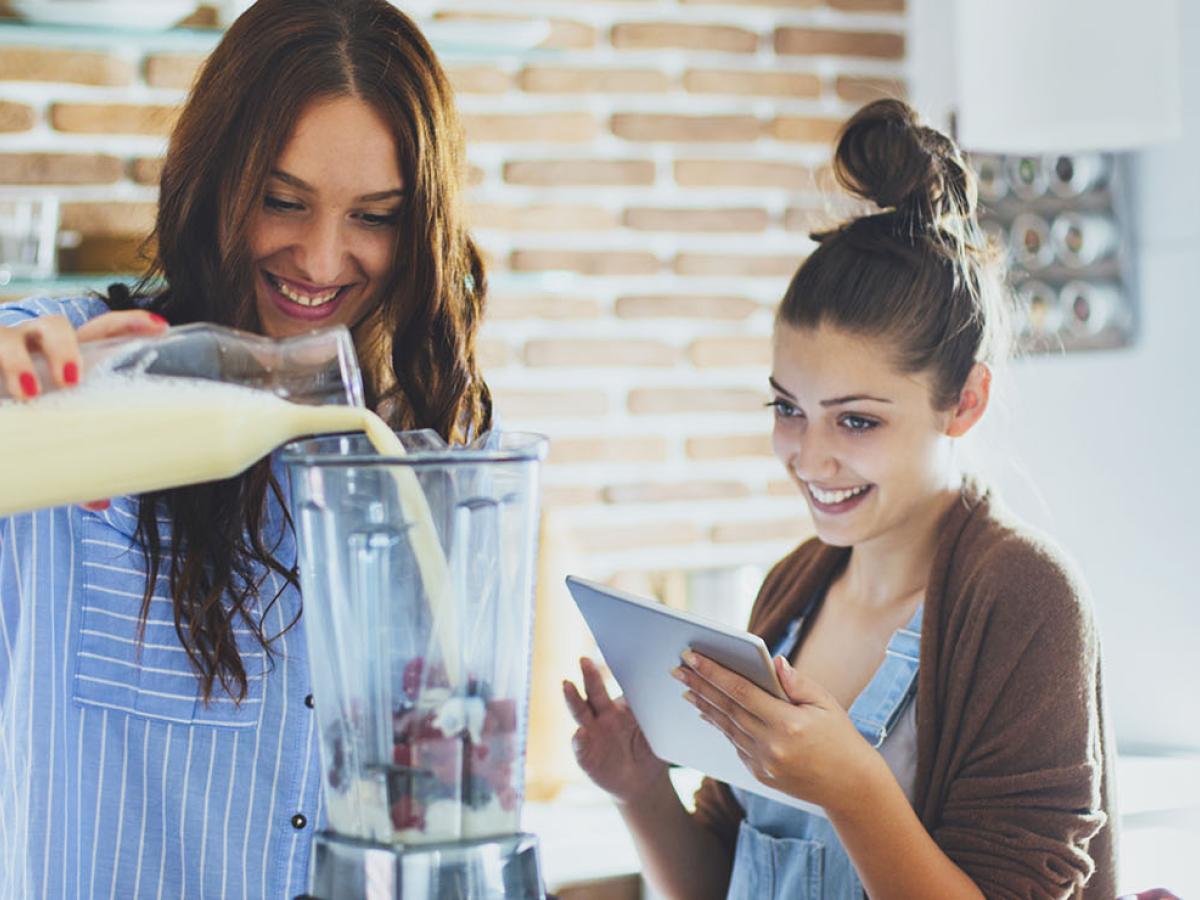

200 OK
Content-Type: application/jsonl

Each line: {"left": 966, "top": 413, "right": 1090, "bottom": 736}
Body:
{"left": 770, "top": 600, "right": 922, "bottom": 749}
{"left": 848, "top": 605, "right": 922, "bottom": 747}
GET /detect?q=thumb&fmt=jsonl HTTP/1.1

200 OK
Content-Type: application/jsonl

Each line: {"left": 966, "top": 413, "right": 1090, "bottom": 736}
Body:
{"left": 77, "top": 310, "right": 168, "bottom": 344}
{"left": 774, "top": 656, "right": 830, "bottom": 706}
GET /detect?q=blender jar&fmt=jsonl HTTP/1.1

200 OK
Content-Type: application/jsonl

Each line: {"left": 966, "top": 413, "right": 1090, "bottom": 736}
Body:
{"left": 284, "top": 431, "right": 548, "bottom": 850}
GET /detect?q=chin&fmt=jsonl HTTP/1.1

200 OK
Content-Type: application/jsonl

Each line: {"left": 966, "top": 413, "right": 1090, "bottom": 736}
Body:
{"left": 812, "top": 526, "right": 857, "bottom": 549}
{"left": 807, "top": 507, "right": 879, "bottom": 549}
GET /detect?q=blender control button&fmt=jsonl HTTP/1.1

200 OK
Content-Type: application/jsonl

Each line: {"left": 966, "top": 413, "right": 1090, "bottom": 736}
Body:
{"left": 304, "top": 694, "right": 314, "bottom": 709}
{"left": 290, "top": 813, "right": 307, "bottom": 830}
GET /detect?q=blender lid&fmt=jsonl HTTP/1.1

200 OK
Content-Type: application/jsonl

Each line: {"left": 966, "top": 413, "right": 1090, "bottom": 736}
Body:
{"left": 281, "top": 429, "right": 548, "bottom": 466}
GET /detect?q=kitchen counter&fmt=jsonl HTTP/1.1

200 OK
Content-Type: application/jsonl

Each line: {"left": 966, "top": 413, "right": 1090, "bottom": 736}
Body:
{"left": 524, "top": 756, "right": 1200, "bottom": 897}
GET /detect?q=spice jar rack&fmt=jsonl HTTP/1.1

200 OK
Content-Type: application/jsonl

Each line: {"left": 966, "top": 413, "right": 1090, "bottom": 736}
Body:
{"left": 969, "top": 151, "right": 1138, "bottom": 354}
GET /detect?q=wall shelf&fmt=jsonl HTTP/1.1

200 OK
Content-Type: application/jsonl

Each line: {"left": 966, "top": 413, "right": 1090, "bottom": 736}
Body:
{"left": 0, "top": 16, "right": 555, "bottom": 58}
{"left": 0, "top": 19, "right": 222, "bottom": 51}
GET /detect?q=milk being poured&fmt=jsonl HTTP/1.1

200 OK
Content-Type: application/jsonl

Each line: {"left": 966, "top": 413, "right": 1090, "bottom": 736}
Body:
{"left": 0, "top": 372, "right": 462, "bottom": 685}
{"left": 0, "top": 373, "right": 397, "bottom": 513}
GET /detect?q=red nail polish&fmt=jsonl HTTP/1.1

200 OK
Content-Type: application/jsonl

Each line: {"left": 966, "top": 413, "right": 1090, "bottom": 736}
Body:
{"left": 148, "top": 313, "right": 167, "bottom": 326}
{"left": 63, "top": 362, "right": 79, "bottom": 385}
{"left": 19, "top": 372, "right": 38, "bottom": 398}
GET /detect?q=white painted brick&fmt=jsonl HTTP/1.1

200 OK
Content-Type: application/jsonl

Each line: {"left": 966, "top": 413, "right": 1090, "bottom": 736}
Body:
{"left": 0, "top": 0, "right": 907, "bottom": 586}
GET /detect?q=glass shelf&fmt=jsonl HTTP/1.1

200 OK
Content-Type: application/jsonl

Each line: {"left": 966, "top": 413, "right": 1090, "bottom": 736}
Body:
{"left": 0, "top": 15, "right": 555, "bottom": 58}
{"left": 0, "top": 8, "right": 557, "bottom": 302}
{"left": 0, "top": 18, "right": 222, "bottom": 51}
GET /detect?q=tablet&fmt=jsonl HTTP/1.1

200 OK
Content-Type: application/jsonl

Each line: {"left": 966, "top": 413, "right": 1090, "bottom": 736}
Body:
{"left": 565, "top": 575, "right": 824, "bottom": 815}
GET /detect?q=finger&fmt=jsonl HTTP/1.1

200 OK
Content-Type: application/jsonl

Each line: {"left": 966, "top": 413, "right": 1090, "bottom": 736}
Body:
{"left": 76, "top": 309, "right": 168, "bottom": 344}
{"left": 688, "top": 686, "right": 762, "bottom": 743}
{"left": 570, "top": 727, "right": 589, "bottom": 761}
{"left": 682, "top": 651, "right": 775, "bottom": 726}
{"left": 21, "top": 315, "right": 82, "bottom": 390}
{"left": 775, "top": 656, "right": 835, "bottom": 709}
{"left": 562, "top": 680, "right": 594, "bottom": 725}
{"left": 692, "top": 692, "right": 735, "bottom": 736}
{"left": 696, "top": 702, "right": 756, "bottom": 761}
{"left": 675, "top": 665, "right": 759, "bottom": 737}
{"left": 579, "top": 657, "right": 616, "bottom": 715}
{"left": 0, "top": 329, "right": 40, "bottom": 399}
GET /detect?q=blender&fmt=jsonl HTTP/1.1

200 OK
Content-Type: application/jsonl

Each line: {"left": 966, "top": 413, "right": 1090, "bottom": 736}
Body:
{"left": 285, "top": 431, "right": 549, "bottom": 900}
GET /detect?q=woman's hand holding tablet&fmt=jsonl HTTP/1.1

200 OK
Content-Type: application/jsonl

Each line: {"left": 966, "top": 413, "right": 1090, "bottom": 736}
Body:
{"left": 564, "top": 575, "right": 827, "bottom": 814}
{"left": 673, "top": 650, "right": 886, "bottom": 814}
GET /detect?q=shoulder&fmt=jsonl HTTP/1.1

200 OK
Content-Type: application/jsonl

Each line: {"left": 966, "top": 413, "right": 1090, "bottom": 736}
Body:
{"left": 947, "top": 490, "right": 1095, "bottom": 642}
{"left": 0, "top": 294, "right": 111, "bottom": 329}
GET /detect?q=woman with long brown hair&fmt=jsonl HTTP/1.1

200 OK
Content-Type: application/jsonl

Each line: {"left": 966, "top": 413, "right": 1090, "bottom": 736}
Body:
{"left": 566, "top": 99, "right": 1117, "bottom": 898}
{"left": 0, "top": 1, "right": 488, "bottom": 894}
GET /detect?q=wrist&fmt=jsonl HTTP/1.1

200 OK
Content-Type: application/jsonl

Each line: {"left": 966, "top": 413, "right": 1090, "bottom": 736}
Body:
{"left": 824, "top": 746, "right": 893, "bottom": 822}
{"left": 614, "top": 765, "right": 675, "bottom": 812}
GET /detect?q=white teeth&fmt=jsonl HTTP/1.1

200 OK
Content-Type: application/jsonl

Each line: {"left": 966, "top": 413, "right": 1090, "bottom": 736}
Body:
{"left": 808, "top": 483, "right": 870, "bottom": 505}
{"left": 273, "top": 277, "right": 339, "bottom": 307}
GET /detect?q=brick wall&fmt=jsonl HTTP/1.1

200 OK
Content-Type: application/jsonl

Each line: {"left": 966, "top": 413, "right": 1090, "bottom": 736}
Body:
{"left": 0, "top": 1, "right": 908, "bottom": 594}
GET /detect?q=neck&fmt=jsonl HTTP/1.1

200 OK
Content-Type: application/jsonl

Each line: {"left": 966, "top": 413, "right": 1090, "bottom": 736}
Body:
{"left": 839, "top": 480, "right": 961, "bottom": 610}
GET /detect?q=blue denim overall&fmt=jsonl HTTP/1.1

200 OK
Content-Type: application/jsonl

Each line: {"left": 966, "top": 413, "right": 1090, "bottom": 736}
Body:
{"left": 725, "top": 599, "right": 922, "bottom": 900}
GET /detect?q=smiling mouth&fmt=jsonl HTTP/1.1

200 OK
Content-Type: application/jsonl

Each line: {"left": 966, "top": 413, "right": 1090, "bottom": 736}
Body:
{"left": 806, "top": 483, "right": 872, "bottom": 505}
{"left": 266, "top": 272, "right": 347, "bottom": 308}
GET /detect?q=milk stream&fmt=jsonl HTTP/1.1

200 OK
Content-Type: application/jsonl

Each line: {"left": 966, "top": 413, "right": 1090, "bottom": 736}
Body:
{"left": 0, "top": 374, "right": 461, "bottom": 686}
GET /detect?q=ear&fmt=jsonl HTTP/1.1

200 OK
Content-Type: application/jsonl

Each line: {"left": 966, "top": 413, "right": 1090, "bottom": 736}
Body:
{"left": 945, "top": 362, "right": 991, "bottom": 438}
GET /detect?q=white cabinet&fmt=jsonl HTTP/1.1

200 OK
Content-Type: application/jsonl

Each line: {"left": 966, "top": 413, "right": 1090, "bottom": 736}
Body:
{"left": 910, "top": 0, "right": 1183, "bottom": 152}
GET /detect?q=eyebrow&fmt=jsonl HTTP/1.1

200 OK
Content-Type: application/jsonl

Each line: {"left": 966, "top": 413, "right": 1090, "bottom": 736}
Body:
{"left": 768, "top": 377, "right": 893, "bottom": 407}
{"left": 269, "top": 169, "right": 405, "bottom": 203}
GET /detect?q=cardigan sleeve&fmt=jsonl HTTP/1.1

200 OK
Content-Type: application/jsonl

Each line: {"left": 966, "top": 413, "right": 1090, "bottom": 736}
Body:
{"left": 691, "top": 776, "right": 744, "bottom": 856}
{"left": 928, "top": 534, "right": 1109, "bottom": 899}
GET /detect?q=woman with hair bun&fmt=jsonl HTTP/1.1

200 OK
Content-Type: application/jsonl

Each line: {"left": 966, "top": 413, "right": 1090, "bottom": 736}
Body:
{"left": 565, "top": 99, "right": 1117, "bottom": 898}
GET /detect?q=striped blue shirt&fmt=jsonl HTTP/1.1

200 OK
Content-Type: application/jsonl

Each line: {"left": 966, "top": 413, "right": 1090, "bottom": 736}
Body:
{"left": 0, "top": 296, "right": 324, "bottom": 898}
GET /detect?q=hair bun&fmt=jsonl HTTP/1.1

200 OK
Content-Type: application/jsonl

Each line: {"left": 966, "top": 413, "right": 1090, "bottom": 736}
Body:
{"left": 833, "top": 99, "right": 977, "bottom": 234}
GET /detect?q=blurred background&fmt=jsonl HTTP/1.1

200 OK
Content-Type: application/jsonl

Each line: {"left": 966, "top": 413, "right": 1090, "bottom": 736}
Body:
{"left": 0, "top": 0, "right": 1195, "bottom": 895}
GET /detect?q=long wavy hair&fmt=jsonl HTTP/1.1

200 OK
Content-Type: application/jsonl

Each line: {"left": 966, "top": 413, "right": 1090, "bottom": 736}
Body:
{"left": 106, "top": 0, "right": 491, "bottom": 703}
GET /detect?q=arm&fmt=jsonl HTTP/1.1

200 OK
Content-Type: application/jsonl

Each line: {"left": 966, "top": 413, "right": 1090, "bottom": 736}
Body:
{"left": 921, "top": 546, "right": 1110, "bottom": 895}
{"left": 563, "top": 658, "right": 733, "bottom": 900}
{"left": 826, "top": 755, "right": 983, "bottom": 899}
{"left": 677, "top": 652, "right": 984, "bottom": 899}
{"left": 614, "top": 773, "right": 732, "bottom": 900}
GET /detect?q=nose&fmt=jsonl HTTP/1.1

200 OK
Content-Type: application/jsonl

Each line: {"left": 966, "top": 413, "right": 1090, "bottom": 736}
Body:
{"left": 295, "top": 214, "right": 346, "bottom": 286}
{"left": 778, "top": 423, "right": 837, "bottom": 484}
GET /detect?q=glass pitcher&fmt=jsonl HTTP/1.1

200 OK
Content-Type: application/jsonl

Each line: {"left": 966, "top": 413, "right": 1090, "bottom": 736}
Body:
{"left": 0, "top": 323, "right": 368, "bottom": 517}
{"left": 284, "top": 431, "right": 548, "bottom": 853}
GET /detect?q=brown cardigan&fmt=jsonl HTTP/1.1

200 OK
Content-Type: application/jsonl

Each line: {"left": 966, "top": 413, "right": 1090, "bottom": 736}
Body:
{"left": 693, "top": 480, "right": 1117, "bottom": 898}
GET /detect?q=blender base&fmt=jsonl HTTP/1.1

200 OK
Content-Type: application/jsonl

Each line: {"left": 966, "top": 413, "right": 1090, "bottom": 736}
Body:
{"left": 301, "top": 831, "right": 547, "bottom": 900}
